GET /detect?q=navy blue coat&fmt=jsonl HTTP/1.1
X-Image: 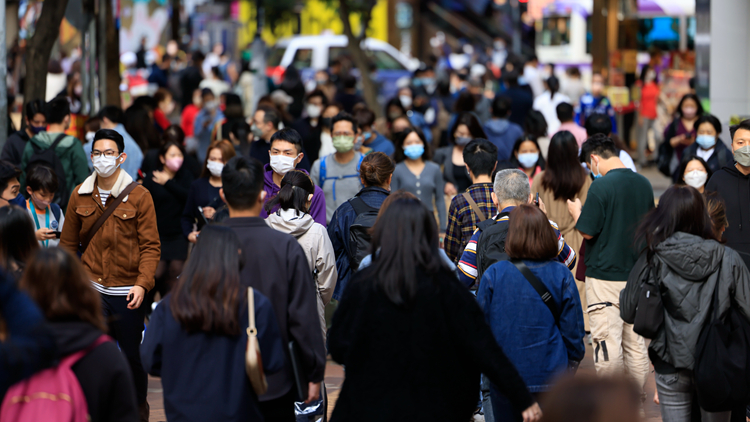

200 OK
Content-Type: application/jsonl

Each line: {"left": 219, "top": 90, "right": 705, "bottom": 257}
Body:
{"left": 141, "top": 293, "right": 285, "bottom": 422}
{"left": 327, "top": 186, "right": 390, "bottom": 301}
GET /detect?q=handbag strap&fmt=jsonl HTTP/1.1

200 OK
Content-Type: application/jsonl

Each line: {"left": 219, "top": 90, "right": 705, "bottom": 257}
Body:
{"left": 247, "top": 287, "right": 257, "bottom": 337}
{"left": 80, "top": 182, "right": 139, "bottom": 254}
{"left": 462, "top": 192, "right": 487, "bottom": 222}
{"left": 511, "top": 259, "right": 560, "bottom": 322}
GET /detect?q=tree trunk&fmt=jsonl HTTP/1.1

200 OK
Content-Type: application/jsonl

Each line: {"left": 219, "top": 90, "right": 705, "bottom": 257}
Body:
{"left": 171, "top": 0, "right": 180, "bottom": 43}
{"left": 104, "top": 0, "right": 120, "bottom": 107}
{"left": 338, "top": 0, "right": 381, "bottom": 119}
{"left": 23, "top": 0, "right": 70, "bottom": 107}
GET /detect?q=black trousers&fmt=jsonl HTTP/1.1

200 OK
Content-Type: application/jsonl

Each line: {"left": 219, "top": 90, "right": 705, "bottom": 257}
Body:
{"left": 258, "top": 389, "right": 297, "bottom": 422}
{"left": 101, "top": 293, "right": 148, "bottom": 404}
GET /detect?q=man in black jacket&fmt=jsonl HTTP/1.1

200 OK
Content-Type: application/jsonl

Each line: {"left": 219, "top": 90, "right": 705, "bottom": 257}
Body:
{"left": 221, "top": 156, "right": 326, "bottom": 422}
{"left": 0, "top": 99, "right": 46, "bottom": 166}
{"left": 706, "top": 119, "right": 750, "bottom": 269}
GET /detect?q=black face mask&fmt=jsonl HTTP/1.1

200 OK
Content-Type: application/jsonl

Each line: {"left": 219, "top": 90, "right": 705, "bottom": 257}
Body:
{"left": 320, "top": 117, "right": 332, "bottom": 129}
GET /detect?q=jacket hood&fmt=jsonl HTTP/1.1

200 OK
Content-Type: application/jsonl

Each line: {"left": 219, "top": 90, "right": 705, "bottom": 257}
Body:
{"left": 484, "top": 119, "right": 511, "bottom": 135}
{"left": 263, "top": 164, "right": 312, "bottom": 195}
{"left": 654, "top": 232, "right": 724, "bottom": 281}
{"left": 720, "top": 163, "right": 746, "bottom": 178}
{"left": 50, "top": 321, "right": 104, "bottom": 356}
{"left": 30, "top": 131, "right": 78, "bottom": 149}
{"left": 266, "top": 208, "right": 314, "bottom": 237}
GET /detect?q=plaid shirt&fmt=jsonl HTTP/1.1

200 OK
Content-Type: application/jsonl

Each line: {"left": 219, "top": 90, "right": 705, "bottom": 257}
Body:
{"left": 444, "top": 183, "right": 497, "bottom": 263}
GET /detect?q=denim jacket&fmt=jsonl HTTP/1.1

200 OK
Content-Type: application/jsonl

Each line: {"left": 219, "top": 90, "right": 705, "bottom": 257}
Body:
{"left": 477, "top": 259, "right": 585, "bottom": 392}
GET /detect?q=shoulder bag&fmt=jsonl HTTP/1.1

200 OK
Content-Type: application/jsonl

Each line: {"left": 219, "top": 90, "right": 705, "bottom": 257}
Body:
{"left": 78, "top": 182, "right": 139, "bottom": 254}
{"left": 510, "top": 259, "right": 560, "bottom": 322}
{"left": 245, "top": 287, "right": 268, "bottom": 396}
{"left": 462, "top": 192, "right": 487, "bottom": 222}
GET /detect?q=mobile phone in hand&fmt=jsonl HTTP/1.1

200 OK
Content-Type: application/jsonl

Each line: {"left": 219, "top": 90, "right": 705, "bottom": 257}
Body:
{"left": 53, "top": 231, "right": 62, "bottom": 239}
{"left": 534, "top": 192, "right": 540, "bottom": 207}
{"left": 127, "top": 292, "right": 134, "bottom": 302}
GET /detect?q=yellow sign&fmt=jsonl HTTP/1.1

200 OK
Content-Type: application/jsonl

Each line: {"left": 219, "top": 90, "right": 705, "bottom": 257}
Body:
{"left": 238, "top": 0, "right": 388, "bottom": 47}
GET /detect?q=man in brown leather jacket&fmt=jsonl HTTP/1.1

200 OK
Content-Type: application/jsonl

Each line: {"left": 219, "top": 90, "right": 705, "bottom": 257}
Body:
{"left": 60, "top": 129, "right": 160, "bottom": 422}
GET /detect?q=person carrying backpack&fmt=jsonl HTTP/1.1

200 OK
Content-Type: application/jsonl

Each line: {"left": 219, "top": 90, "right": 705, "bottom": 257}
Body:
{"left": 20, "top": 98, "right": 89, "bottom": 211}
{"left": 3, "top": 247, "right": 138, "bottom": 422}
{"left": 328, "top": 152, "right": 394, "bottom": 301}
{"left": 458, "top": 169, "right": 576, "bottom": 289}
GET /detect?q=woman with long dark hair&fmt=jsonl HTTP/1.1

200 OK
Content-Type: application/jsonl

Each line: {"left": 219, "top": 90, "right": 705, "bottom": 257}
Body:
{"left": 621, "top": 185, "right": 750, "bottom": 422}
{"left": 19, "top": 248, "right": 138, "bottom": 422}
{"left": 532, "top": 130, "right": 591, "bottom": 328}
{"left": 141, "top": 225, "right": 284, "bottom": 422}
{"left": 329, "top": 198, "right": 542, "bottom": 422}
{"left": 661, "top": 93, "right": 704, "bottom": 175}
{"left": 509, "top": 135, "right": 546, "bottom": 184}
{"left": 0, "top": 205, "right": 39, "bottom": 280}
{"left": 265, "top": 170, "right": 337, "bottom": 339}
{"left": 477, "top": 204, "right": 585, "bottom": 421}
{"left": 433, "top": 113, "right": 488, "bottom": 196}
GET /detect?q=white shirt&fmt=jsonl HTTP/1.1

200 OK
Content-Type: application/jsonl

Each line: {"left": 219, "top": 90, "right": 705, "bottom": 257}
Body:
{"left": 533, "top": 91, "right": 571, "bottom": 135}
{"left": 524, "top": 65, "right": 545, "bottom": 98}
{"left": 696, "top": 147, "right": 715, "bottom": 162}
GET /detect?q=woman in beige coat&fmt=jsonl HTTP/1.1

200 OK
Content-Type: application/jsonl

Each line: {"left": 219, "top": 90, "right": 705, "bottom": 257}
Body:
{"left": 265, "top": 170, "right": 337, "bottom": 340}
{"left": 532, "top": 130, "right": 591, "bottom": 332}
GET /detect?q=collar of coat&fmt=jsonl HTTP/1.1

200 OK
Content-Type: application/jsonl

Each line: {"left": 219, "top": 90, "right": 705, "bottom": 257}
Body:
{"left": 77, "top": 170, "right": 134, "bottom": 203}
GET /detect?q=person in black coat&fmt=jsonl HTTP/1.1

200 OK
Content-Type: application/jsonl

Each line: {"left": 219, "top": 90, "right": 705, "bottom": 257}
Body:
{"left": 503, "top": 70, "right": 534, "bottom": 127}
{"left": 0, "top": 99, "right": 47, "bottom": 166}
{"left": 19, "top": 248, "right": 138, "bottom": 422}
{"left": 291, "top": 90, "right": 328, "bottom": 164}
{"left": 328, "top": 197, "right": 541, "bottom": 422}
{"left": 141, "top": 140, "right": 195, "bottom": 313}
{"left": 221, "top": 156, "right": 327, "bottom": 421}
{"left": 675, "top": 114, "right": 732, "bottom": 181}
{"left": 141, "top": 225, "right": 285, "bottom": 422}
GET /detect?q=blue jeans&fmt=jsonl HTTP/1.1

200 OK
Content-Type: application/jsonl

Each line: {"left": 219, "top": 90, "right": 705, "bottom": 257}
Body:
{"left": 655, "top": 370, "right": 731, "bottom": 422}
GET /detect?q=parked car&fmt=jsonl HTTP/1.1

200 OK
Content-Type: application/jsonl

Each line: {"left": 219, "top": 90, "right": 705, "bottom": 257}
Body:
{"left": 267, "top": 35, "right": 419, "bottom": 103}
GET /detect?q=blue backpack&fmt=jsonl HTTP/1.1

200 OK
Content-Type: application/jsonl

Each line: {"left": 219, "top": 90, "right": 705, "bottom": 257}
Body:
{"left": 318, "top": 154, "right": 364, "bottom": 201}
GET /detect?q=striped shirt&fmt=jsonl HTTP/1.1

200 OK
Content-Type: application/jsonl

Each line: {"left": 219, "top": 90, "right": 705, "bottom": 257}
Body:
{"left": 458, "top": 207, "right": 576, "bottom": 289}
{"left": 90, "top": 281, "right": 132, "bottom": 296}
{"left": 444, "top": 183, "right": 497, "bottom": 263}
{"left": 99, "top": 189, "right": 111, "bottom": 207}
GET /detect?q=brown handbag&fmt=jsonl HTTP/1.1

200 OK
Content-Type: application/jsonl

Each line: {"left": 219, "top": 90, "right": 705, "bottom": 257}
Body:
{"left": 78, "top": 182, "right": 140, "bottom": 254}
{"left": 245, "top": 287, "right": 268, "bottom": 396}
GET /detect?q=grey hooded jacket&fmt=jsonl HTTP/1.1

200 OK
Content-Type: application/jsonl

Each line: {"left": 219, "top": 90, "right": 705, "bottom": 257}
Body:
{"left": 621, "top": 232, "right": 750, "bottom": 371}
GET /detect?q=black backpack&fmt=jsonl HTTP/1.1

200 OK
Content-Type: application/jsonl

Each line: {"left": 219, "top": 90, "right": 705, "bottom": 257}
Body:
{"left": 346, "top": 196, "right": 379, "bottom": 270}
{"left": 26, "top": 134, "right": 69, "bottom": 208}
{"left": 474, "top": 212, "right": 512, "bottom": 286}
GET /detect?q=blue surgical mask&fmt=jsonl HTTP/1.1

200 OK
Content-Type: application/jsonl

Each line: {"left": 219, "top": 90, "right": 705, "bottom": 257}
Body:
{"left": 4, "top": 193, "right": 26, "bottom": 208}
{"left": 403, "top": 144, "right": 425, "bottom": 160}
{"left": 517, "top": 152, "right": 539, "bottom": 169}
{"left": 30, "top": 125, "right": 46, "bottom": 135}
{"left": 696, "top": 134, "right": 716, "bottom": 150}
{"left": 363, "top": 132, "right": 372, "bottom": 141}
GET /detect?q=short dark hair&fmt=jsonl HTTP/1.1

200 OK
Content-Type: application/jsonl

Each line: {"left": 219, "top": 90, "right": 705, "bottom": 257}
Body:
{"left": 464, "top": 139, "right": 498, "bottom": 177}
{"left": 257, "top": 105, "right": 281, "bottom": 130}
{"left": 556, "top": 102, "right": 574, "bottom": 123}
{"left": 354, "top": 109, "right": 376, "bottom": 129}
{"left": 331, "top": 111, "right": 358, "bottom": 134}
{"left": 505, "top": 204, "right": 558, "bottom": 260}
{"left": 45, "top": 97, "right": 70, "bottom": 125}
{"left": 731, "top": 119, "right": 750, "bottom": 141}
{"left": 192, "top": 50, "right": 205, "bottom": 63}
{"left": 524, "top": 110, "right": 548, "bottom": 140}
{"left": 392, "top": 127, "right": 432, "bottom": 163}
{"left": 491, "top": 95, "right": 512, "bottom": 118}
{"left": 0, "top": 160, "right": 21, "bottom": 195}
{"left": 305, "top": 89, "right": 328, "bottom": 107}
{"left": 25, "top": 99, "right": 46, "bottom": 120}
{"left": 695, "top": 114, "right": 722, "bottom": 136}
{"left": 270, "top": 128, "right": 303, "bottom": 154}
{"left": 585, "top": 113, "right": 612, "bottom": 137}
{"left": 98, "top": 105, "right": 125, "bottom": 125}
{"left": 201, "top": 88, "right": 214, "bottom": 99}
{"left": 450, "top": 113, "right": 487, "bottom": 143}
{"left": 342, "top": 74, "right": 357, "bottom": 89}
{"left": 580, "top": 133, "right": 617, "bottom": 163}
{"left": 93, "top": 128, "right": 125, "bottom": 154}
{"left": 131, "top": 95, "right": 157, "bottom": 112}
{"left": 26, "top": 165, "right": 59, "bottom": 194}
{"left": 221, "top": 156, "right": 264, "bottom": 210}
{"left": 503, "top": 70, "right": 520, "bottom": 87}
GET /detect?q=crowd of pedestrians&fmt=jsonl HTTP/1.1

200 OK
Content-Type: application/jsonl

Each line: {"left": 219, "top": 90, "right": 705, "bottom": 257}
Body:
{"left": 1, "top": 40, "right": 750, "bottom": 422}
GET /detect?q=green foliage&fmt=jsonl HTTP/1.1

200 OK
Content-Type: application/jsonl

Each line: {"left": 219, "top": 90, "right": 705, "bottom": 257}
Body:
{"left": 262, "top": 0, "right": 301, "bottom": 30}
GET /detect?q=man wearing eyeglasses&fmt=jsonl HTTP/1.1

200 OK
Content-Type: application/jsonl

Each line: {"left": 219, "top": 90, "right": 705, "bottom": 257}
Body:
{"left": 60, "top": 129, "right": 160, "bottom": 422}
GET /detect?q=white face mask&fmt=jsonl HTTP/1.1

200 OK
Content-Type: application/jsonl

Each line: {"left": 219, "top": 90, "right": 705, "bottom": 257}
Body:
{"left": 684, "top": 170, "right": 708, "bottom": 189}
{"left": 399, "top": 95, "right": 413, "bottom": 108}
{"left": 93, "top": 154, "right": 122, "bottom": 178}
{"left": 306, "top": 104, "right": 322, "bottom": 119}
{"left": 206, "top": 160, "right": 224, "bottom": 177}
{"left": 269, "top": 154, "right": 298, "bottom": 176}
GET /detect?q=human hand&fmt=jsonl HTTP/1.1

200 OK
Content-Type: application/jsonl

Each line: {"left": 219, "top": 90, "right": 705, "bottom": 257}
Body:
{"left": 521, "top": 402, "right": 542, "bottom": 422}
{"left": 444, "top": 182, "right": 457, "bottom": 197}
{"left": 306, "top": 382, "right": 321, "bottom": 404}
{"left": 35, "top": 228, "right": 56, "bottom": 241}
{"left": 669, "top": 134, "right": 685, "bottom": 147}
{"left": 537, "top": 197, "right": 547, "bottom": 215}
{"left": 567, "top": 198, "right": 582, "bottom": 222}
{"left": 202, "top": 206, "right": 216, "bottom": 220}
{"left": 152, "top": 170, "right": 170, "bottom": 185}
{"left": 654, "top": 389, "right": 659, "bottom": 405}
{"left": 188, "top": 231, "right": 200, "bottom": 244}
{"left": 126, "top": 286, "right": 146, "bottom": 310}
